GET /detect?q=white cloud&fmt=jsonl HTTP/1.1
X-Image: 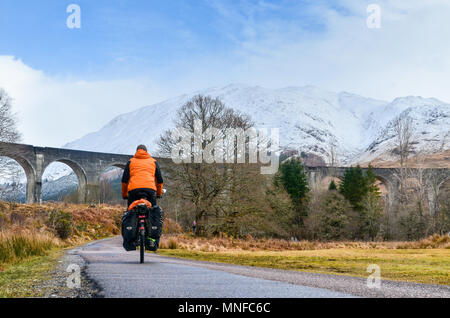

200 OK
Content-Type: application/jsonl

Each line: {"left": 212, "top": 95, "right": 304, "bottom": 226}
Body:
{"left": 0, "top": 56, "right": 168, "bottom": 147}
{"left": 206, "top": 0, "right": 450, "bottom": 103}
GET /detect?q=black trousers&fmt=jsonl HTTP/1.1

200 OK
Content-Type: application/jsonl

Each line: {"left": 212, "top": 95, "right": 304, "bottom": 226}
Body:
{"left": 127, "top": 188, "right": 157, "bottom": 207}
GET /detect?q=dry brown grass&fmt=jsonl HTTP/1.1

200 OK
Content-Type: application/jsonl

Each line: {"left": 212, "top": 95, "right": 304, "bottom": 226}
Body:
{"left": 163, "top": 217, "right": 183, "bottom": 234}
{"left": 0, "top": 202, "right": 126, "bottom": 269}
{"left": 0, "top": 231, "right": 59, "bottom": 270}
{"left": 0, "top": 201, "right": 183, "bottom": 266}
{"left": 159, "top": 234, "right": 450, "bottom": 285}
{"left": 159, "top": 233, "right": 450, "bottom": 252}
{"left": 0, "top": 202, "right": 124, "bottom": 244}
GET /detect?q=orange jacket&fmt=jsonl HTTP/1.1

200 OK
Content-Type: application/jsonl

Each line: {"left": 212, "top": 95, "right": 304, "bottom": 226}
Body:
{"left": 121, "top": 149, "right": 164, "bottom": 198}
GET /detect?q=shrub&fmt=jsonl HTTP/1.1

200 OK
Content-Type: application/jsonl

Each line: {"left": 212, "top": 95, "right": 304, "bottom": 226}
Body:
{"left": 48, "top": 210, "right": 73, "bottom": 239}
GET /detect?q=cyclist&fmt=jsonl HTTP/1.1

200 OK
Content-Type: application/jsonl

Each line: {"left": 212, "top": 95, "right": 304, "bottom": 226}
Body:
{"left": 121, "top": 144, "right": 164, "bottom": 207}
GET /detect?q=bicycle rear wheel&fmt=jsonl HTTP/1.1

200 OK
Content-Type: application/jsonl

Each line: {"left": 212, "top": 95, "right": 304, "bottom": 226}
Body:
{"left": 139, "top": 230, "right": 145, "bottom": 264}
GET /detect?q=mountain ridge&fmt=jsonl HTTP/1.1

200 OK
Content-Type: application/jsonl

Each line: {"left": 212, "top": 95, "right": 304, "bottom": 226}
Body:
{"left": 63, "top": 84, "right": 450, "bottom": 166}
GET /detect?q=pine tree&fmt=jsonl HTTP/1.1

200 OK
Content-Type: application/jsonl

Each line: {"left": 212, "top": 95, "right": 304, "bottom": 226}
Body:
{"left": 339, "top": 165, "right": 367, "bottom": 211}
{"left": 339, "top": 165, "right": 384, "bottom": 239}
{"left": 275, "top": 157, "right": 310, "bottom": 225}
{"left": 366, "top": 165, "right": 381, "bottom": 197}
{"left": 329, "top": 180, "right": 337, "bottom": 191}
{"left": 317, "top": 191, "right": 358, "bottom": 240}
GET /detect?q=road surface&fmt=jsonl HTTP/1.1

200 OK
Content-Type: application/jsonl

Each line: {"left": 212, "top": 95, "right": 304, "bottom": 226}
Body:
{"left": 68, "top": 237, "right": 450, "bottom": 298}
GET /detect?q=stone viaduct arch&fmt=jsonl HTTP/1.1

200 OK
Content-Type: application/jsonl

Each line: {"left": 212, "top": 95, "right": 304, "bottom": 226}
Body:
{"left": 0, "top": 142, "right": 140, "bottom": 203}
{"left": 42, "top": 158, "right": 88, "bottom": 204}
{"left": 0, "top": 143, "right": 37, "bottom": 203}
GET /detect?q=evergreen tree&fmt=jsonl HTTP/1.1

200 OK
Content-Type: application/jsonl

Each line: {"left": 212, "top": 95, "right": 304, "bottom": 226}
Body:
{"left": 275, "top": 157, "right": 310, "bottom": 225}
{"left": 317, "top": 191, "right": 358, "bottom": 240}
{"left": 360, "top": 192, "right": 383, "bottom": 240}
{"left": 328, "top": 180, "right": 337, "bottom": 191}
{"left": 339, "top": 165, "right": 384, "bottom": 239}
{"left": 339, "top": 165, "right": 367, "bottom": 211}
{"left": 366, "top": 165, "right": 381, "bottom": 197}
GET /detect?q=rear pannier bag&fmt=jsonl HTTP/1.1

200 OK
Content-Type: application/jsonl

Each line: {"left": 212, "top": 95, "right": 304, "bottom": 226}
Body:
{"left": 149, "top": 205, "right": 164, "bottom": 241}
{"left": 121, "top": 210, "right": 138, "bottom": 251}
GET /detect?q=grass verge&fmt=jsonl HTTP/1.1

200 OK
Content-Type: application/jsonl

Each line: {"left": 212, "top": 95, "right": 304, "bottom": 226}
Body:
{"left": 0, "top": 202, "right": 125, "bottom": 297}
{"left": 0, "top": 249, "right": 63, "bottom": 298}
{"left": 158, "top": 248, "right": 450, "bottom": 285}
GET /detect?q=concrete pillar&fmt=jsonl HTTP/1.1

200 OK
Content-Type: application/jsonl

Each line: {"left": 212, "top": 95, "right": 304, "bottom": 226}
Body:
{"left": 78, "top": 182, "right": 86, "bottom": 204}
{"left": 25, "top": 172, "right": 35, "bottom": 204}
{"left": 34, "top": 153, "right": 45, "bottom": 204}
{"left": 15, "top": 157, "right": 38, "bottom": 204}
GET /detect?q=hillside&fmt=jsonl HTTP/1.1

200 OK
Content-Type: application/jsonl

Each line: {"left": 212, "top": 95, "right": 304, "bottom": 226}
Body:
{"left": 64, "top": 84, "right": 449, "bottom": 166}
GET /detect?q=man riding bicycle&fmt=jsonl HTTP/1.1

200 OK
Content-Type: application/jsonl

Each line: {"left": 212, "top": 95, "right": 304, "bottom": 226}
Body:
{"left": 121, "top": 145, "right": 164, "bottom": 256}
{"left": 121, "top": 144, "right": 164, "bottom": 207}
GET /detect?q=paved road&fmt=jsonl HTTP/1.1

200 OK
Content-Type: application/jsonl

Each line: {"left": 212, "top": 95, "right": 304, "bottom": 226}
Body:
{"left": 69, "top": 237, "right": 450, "bottom": 298}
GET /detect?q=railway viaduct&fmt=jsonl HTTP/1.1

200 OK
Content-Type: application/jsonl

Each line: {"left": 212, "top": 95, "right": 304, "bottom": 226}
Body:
{"left": 0, "top": 142, "right": 171, "bottom": 204}
{"left": 1, "top": 141, "right": 449, "bottom": 205}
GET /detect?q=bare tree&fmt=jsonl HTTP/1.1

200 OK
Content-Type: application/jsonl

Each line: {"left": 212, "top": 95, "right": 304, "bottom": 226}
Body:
{"left": 0, "top": 88, "right": 24, "bottom": 199}
{"left": 327, "top": 136, "right": 338, "bottom": 167}
{"left": 393, "top": 115, "right": 414, "bottom": 169}
{"left": 424, "top": 168, "right": 450, "bottom": 233}
{"left": 99, "top": 179, "right": 114, "bottom": 204}
{"left": 388, "top": 117, "right": 450, "bottom": 238}
{"left": 392, "top": 116, "right": 415, "bottom": 202}
{"left": 439, "top": 130, "right": 449, "bottom": 152}
{"left": 158, "top": 95, "right": 255, "bottom": 235}
{"left": 0, "top": 88, "right": 21, "bottom": 143}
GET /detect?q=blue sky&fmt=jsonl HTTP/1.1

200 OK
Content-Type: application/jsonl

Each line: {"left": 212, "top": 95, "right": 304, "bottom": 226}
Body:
{"left": 0, "top": 0, "right": 331, "bottom": 79}
{"left": 1, "top": 0, "right": 450, "bottom": 146}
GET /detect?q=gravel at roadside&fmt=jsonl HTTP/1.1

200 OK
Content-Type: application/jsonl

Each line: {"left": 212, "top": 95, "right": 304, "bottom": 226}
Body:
{"left": 32, "top": 250, "right": 101, "bottom": 298}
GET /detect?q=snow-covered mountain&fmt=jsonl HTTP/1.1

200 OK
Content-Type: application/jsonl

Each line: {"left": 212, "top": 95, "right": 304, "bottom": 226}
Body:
{"left": 355, "top": 97, "right": 450, "bottom": 164}
{"left": 41, "top": 172, "right": 78, "bottom": 201}
{"left": 63, "top": 84, "right": 449, "bottom": 166}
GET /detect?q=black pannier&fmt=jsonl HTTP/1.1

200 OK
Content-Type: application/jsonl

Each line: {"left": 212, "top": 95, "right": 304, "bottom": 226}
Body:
{"left": 148, "top": 205, "right": 164, "bottom": 246}
{"left": 121, "top": 210, "right": 138, "bottom": 251}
